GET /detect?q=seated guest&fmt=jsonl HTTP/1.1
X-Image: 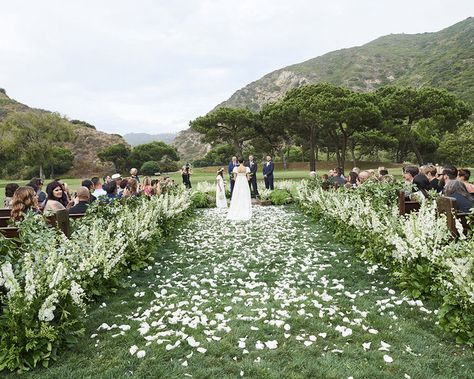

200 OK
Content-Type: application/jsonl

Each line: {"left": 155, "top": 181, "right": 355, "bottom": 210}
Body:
{"left": 441, "top": 165, "right": 458, "bottom": 186}
{"left": 351, "top": 167, "right": 360, "bottom": 175}
{"left": 443, "top": 180, "right": 474, "bottom": 213}
{"left": 142, "top": 176, "right": 153, "bottom": 197}
{"left": 357, "top": 170, "right": 372, "bottom": 185}
{"left": 119, "top": 178, "right": 129, "bottom": 197}
{"left": 68, "top": 187, "right": 90, "bottom": 214}
{"left": 81, "top": 179, "right": 95, "bottom": 203}
{"left": 103, "top": 181, "right": 118, "bottom": 202}
{"left": 111, "top": 174, "right": 123, "bottom": 196}
{"left": 402, "top": 165, "right": 419, "bottom": 184}
{"left": 377, "top": 167, "right": 389, "bottom": 179}
{"left": 330, "top": 167, "right": 346, "bottom": 187}
{"left": 122, "top": 178, "right": 140, "bottom": 198}
{"left": 28, "top": 178, "right": 47, "bottom": 209}
{"left": 91, "top": 176, "right": 106, "bottom": 199}
{"left": 420, "top": 165, "right": 441, "bottom": 191}
{"left": 4, "top": 183, "right": 19, "bottom": 209}
{"left": 10, "top": 186, "right": 39, "bottom": 221}
{"left": 151, "top": 179, "right": 161, "bottom": 196}
{"left": 411, "top": 173, "right": 431, "bottom": 200}
{"left": 347, "top": 171, "right": 358, "bottom": 187}
{"left": 458, "top": 169, "right": 474, "bottom": 194}
{"left": 44, "top": 181, "right": 67, "bottom": 213}
{"left": 130, "top": 167, "right": 140, "bottom": 183}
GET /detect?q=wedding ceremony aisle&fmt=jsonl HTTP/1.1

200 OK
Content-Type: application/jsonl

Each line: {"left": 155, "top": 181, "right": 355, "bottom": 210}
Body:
{"left": 16, "top": 206, "right": 474, "bottom": 379}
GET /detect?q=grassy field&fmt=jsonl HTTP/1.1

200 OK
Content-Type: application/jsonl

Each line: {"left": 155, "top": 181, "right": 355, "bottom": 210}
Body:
{"left": 6, "top": 206, "right": 473, "bottom": 378}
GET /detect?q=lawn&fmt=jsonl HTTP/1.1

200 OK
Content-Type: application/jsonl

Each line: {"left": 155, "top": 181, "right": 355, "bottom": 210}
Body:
{"left": 7, "top": 205, "right": 473, "bottom": 379}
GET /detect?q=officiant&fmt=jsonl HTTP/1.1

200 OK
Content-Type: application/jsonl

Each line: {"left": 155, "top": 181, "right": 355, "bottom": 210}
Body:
{"left": 246, "top": 155, "right": 259, "bottom": 198}
{"left": 228, "top": 156, "right": 239, "bottom": 195}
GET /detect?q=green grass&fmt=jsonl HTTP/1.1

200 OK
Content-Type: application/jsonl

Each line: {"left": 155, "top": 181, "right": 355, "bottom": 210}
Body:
{"left": 7, "top": 206, "right": 473, "bottom": 378}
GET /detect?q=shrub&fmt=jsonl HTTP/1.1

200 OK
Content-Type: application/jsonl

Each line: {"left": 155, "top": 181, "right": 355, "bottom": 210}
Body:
{"left": 140, "top": 161, "right": 161, "bottom": 175}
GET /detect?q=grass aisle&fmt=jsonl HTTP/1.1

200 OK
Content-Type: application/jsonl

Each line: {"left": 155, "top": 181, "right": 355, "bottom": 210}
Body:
{"left": 16, "top": 206, "right": 474, "bottom": 379}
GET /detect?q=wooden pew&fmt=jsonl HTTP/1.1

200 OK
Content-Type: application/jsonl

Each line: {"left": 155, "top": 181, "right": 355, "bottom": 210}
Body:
{"left": 398, "top": 191, "right": 421, "bottom": 216}
{"left": 0, "top": 227, "right": 19, "bottom": 239}
{"left": 436, "top": 196, "right": 471, "bottom": 238}
{"left": 0, "top": 208, "right": 11, "bottom": 217}
{"left": 0, "top": 216, "right": 12, "bottom": 227}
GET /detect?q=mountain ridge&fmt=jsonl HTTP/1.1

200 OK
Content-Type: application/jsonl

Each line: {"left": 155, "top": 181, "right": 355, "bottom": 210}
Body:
{"left": 215, "top": 17, "right": 474, "bottom": 111}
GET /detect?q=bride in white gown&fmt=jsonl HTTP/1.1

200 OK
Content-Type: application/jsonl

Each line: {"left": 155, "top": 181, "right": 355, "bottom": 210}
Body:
{"left": 227, "top": 159, "right": 252, "bottom": 221}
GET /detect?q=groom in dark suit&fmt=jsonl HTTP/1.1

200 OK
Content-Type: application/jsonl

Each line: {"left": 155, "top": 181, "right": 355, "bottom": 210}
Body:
{"left": 246, "top": 155, "right": 259, "bottom": 198}
{"left": 263, "top": 155, "right": 274, "bottom": 190}
{"left": 228, "top": 156, "right": 239, "bottom": 195}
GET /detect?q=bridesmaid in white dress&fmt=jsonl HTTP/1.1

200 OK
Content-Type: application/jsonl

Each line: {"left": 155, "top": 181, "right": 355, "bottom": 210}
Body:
{"left": 216, "top": 168, "right": 228, "bottom": 208}
{"left": 227, "top": 159, "right": 252, "bottom": 221}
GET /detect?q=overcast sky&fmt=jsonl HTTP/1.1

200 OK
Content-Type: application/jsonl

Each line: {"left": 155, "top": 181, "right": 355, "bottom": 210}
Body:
{"left": 0, "top": 1, "right": 472, "bottom": 135}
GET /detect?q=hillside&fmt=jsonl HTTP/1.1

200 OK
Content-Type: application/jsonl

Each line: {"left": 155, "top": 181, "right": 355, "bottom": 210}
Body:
{"left": 216, "top": 17, "right": 474, "bottom": 111}
{"left": 123, "top": 132, "right": 177, "bottom": 146}
{"left": 0, "top": 89, "right": 127, "bottom": 176}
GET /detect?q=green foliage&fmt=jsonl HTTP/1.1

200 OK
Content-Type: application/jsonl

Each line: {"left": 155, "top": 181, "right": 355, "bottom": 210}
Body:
{"left": 297, "top": 179, "right": 474, "bottom": 345}
{"left": 193, "top": 144, "right": 235, "bottom": 167}
{"left": 437, "top": 122, "right": 474, "bottom": 166}
{"left": 70, "top": 119, "right": 96, "bottom": 129}
{"left": 190, "top": 107, "right": 258, "bottom": 157}
{"left": 140, "top": 161, "right": 161, "bottom": 176}
{"left": 129, "top": 141, "right": 179, "bottom": 170}
{"left": 0, "top": 111, "right": 75, "bottom": 178}
{"left": 190, "top": 191, "right": 213, "bottom": 208}
{"left": 97, "top": 143, "right": 131, "bottom": 173}
{"left": 268, "top": 189, "right": 293, "bottom": 205}
{"left": 0, "top": 190, "right": 193, "bottom": 372}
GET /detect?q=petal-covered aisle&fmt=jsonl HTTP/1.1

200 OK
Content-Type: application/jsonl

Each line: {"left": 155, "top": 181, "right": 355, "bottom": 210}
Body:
{"left": 20, "top": 206, "right": 474, "bottom": 379}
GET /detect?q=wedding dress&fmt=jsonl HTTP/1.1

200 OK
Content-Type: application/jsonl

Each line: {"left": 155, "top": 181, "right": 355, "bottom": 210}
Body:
{"left": 227, "top": 166, "right": 252, "bottom": 221}
{"left": 216, "top": 175, "right": 228, "bottom": 208}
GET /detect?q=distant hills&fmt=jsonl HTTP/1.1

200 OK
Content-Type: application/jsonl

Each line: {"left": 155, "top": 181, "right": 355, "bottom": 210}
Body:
{"left": 216, "top": 17, "right": 474, "bottom": 111}
{"left": 0, "top": 88, "right": 126, "bottom": 176}
{"left": 123, "top": 132, "right": 177, "bottom": 146}
{"left": 173, "top": 17, "right": 474, "bottom": 162}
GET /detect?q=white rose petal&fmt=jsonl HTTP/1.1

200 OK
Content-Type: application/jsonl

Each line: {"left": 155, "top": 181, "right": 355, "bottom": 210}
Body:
{"left": 265, "top": 340, "right": 278, "bottom": 349}
{"left": 129, "top": 345, "right": 138, "bottom": 355}
{"left": 383, "top": 354, "right": 393, "bottom": 363}
{"left": 136, "top": 350, "right": 146, "bottom": 358}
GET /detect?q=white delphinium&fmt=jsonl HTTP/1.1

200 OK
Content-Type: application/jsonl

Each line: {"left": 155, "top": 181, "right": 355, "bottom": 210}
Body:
{"left": 38, "top": 291, "right": 59, "bottom": 322}
{"left": 0, "top": 262, "right": 21, "bottom": 298}
{"left": 70, "top": 281, "right": 86, "bottom": 308}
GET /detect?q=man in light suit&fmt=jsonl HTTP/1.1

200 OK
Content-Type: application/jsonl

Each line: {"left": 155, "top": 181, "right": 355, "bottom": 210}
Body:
{"left": 246, "top": 155, "right": 259, "bottom": 198}
{"left": 228, "top": 156, "right": 239, "bottom": 195}
{"left": 262, "top": 155, "right": 274, "bottom": 190}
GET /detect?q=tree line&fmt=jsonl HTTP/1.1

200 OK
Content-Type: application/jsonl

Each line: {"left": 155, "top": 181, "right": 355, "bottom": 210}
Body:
{"left": 190, "top": 83, "right": 473, "bottom": 170}
{"left": 0, "top": 111, "right": 180, "bottom": 179}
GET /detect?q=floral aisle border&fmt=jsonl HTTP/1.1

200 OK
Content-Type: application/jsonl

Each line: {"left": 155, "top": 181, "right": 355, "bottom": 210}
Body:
{"left": 296, "top": 179, "right": 474, "bottom": 346}
{"left": 0, "top": 189, "right": 193, "bottom": 372}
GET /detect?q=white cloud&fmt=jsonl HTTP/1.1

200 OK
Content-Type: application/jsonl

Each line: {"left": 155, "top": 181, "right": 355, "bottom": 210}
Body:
{"left": 0, "top": 0, "right": 472, "bottom": 134}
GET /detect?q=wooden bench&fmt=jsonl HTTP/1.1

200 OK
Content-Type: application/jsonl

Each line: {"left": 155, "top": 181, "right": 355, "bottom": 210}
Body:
{"left": 0, "top": 211, "right": 87, "bottom": 240}
{"left": 398, "top": 191, "right": 421, "bottom": 216}
{"left": 0, "top": 227, "right": 19, "bottom": 239}
{"left": 0, "top": 216, "right": 12, "bottom": 227}
{"left": 436, "top": 196, "right": 471, "bottom": 238}
{"left": 0, "top": 208, "right": 11, "bottom": 217}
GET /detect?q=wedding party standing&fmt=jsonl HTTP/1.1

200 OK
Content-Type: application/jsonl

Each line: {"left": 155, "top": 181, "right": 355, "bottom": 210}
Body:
{"left": 246, "top": 155, "right": 259, "bottom": 198}
{"left": 263, "top": 155, "right": 274, "bottom": 190}
{"left": 227, "top": 158, "right": 252, "bottom": 221}
{"left": 228, "top": 156, "right": 239, "bottom": 195}
{"left": 215, "top": 168, "right": 228, "bottom": 208}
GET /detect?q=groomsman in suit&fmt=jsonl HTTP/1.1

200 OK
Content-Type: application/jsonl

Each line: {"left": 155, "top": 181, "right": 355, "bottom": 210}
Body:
{"left": 263, "top": 155, "right": 274, "bottom": 190}
{"left": 228, "top": 156, "right": 239, "bottom": 195}
{"left": 246, "top": 155, "right": 259, "bottom": 198}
